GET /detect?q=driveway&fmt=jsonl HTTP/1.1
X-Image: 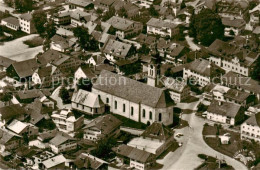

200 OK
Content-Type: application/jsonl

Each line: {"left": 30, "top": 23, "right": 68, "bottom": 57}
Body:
{"left": 0, "top": 34, "right": 43, "bottom": 61}
{"left": 185, "top": 36, "right": 201, "bottom": 51}
{"left": 50, "top": 86, "right": 71, "bottom": 110}
{"left": 157, "top": 113, "right": 248, "bottom": 170}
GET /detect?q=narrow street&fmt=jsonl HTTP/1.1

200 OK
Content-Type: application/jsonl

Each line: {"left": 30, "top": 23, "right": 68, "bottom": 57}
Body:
{"left": 157, "top": 113, "right": 248, "bottom": 170}
{"left": 50, "top": 86, "right": 71, "bottom": 110}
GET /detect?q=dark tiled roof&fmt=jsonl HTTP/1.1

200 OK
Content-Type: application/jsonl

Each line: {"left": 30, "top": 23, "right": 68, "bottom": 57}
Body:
{"left": 207, "top": 100, "right": 241, "bottom": 118}
{"left": 11, "top": 58, "right": 38, "bottom": 78}
{"left": 50, "top": 132, "right": 76, "bottom": 146}
{"left": 74, "top": 153, "right": 107, "bottom": 169}
{"left": 17, "top": 89, "right": 44, "bottom": 100}
{"left": 0, "top": 56, "right": 16, "bottom": 68}
{"left": 224, "top": 89, "right": 250, "bottom": 103}
{"left": 2, "top": 17, "right": 19, "bottom": 27}
{"left": 0, "top": 129, "right": 21, "bottom": 144}
{"left": 19, "top": 13, "right": 33, "bottom": 21}
{"left": 141, "top": 122, "right": 173, "bottom": 141}
{"left": 245, "top": 112, "right": 260, "bottom": 127}
{"left": 0, "top": 104, "right": 27, "bottom": 122}
{"left": 114, "top": 144, "right": 155, "bottom": 163}
{"left": 93, "top": 70, "right": 174, "bottom": 108}
{"left": 222, "top": 17, "right": 245, "bottom": 28}
{"left": 102, "top": 39, "right": 132, "bottom": 59}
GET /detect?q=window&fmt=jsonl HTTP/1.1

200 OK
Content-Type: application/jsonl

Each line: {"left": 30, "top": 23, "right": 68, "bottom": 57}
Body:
{"left": 131, "top": 107, "right": 134, "bottom": 116}
{"left": 142, "top": 109, "right": 146, "bottom": 118}
{"left": 158, "top": 113, "right": 162, "bottom": 122}
{"left": 149, "top": 111, "right": 152, "bottom": 120}
{"left": 123, "top": 104, "right": 125, "bottom": 112}
{"left": 115, "top": 101, "right": 117, "bottom": 109}
{"left": 106, "top": 98, "right": 109, "bottom": 103}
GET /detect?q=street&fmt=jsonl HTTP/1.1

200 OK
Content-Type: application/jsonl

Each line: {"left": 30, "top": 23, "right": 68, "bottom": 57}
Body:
{"left": 157, "top": 112, "right": 248, "bottom": 170}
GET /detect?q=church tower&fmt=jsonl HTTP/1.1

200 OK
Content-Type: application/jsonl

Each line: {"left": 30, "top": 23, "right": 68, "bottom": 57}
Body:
{"left": 147, "top": 58, "right": 160, "bottom": 87}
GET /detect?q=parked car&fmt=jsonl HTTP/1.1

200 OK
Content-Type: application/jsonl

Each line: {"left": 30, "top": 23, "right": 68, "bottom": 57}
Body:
{"left": 175, "top": 133, "right": 184, "bottom": 138}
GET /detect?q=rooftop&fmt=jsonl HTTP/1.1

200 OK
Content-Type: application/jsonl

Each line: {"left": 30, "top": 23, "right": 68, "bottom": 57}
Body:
{"left": 147, "top": 18, "right": 177, "bottom": 28}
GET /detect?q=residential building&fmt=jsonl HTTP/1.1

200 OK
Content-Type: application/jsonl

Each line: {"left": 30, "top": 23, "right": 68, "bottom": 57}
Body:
{"left": 41, "top": 154, "right": 67, "bottom": 169}
{"left": 7, "top": 119, "right": 38, "bottom": 136}
{"left": 127, "top": 122, "right": 174, "bottom": 157}
{"left": 161, "top": 77, "right": 190, "bottom": 103}
{"left": 92, "top": 70, "right": 175, "bottom": 126}
{"left": 52, "top": 11, "right": 71, "bottom": 25}
{"left": 113, "top": 144, "right": 156, "bottom": 170}
{"left": 69, "top": 0, "right": 94, "bottom": 11}
{"left": 207, "top": 39, "right": 259, "bottom": 76}
{"left": 94, "top": 0, "right": 117, "bottom": 11}
{"left": 206, "top": 100, "right": 245, "bottom": 125}
{"left": 32, "top": 151, "right": 55, "bottom": 169}
{"left": 19, "top": 13, "right": 36, "bottom": 34}
{"left": 224, "top": 89, "right": 255, "bottom": 108}
{"left": 49, "top": 133, "right": 77, "bottom": 154}
{"left": 51, "top": 109, "right": 84, "bottom": 132}
{"left": 222, "top": 17, "right": 246, "bottom": 37}
{"left": 203, "top": 84, "right": 230, "bottom": 102}
{"left": 245, "top": 104, "right": 260, "bottom": 116}
{"left": 73, "top": 65, "right": 96, "bottom": 88}
{"left": 241, "top": 112, "right": 260, "bottom": 142}
{"left": 0, "top": 104, "right": 27, "bottom": 126}
{"left": 183, "top": 58, "right": 224, "bottom": 87}
{"left": 0, "top": 56, "right": 16, "bottom": 72}
{"left": 147, "top": 18, "right": 178, "bottom": 37}
{"left": 70, "top": 153, "right": 108, "bottom": 169}
{"left": 1, "top": 17, "right": 20, "bottom": 31}
{"left": 50, "top": 35, "right": 71, "bottom": 52}
{"left": 102, "top": 39, "right": 133, "bottom": 63}
{"left": 216, "top": 0, "right": 247, "bottom": 20}
{"left": 249, "top": 4, "right": 260, "bottom": 28}
{"left": 106, "top": 16, "right": 143, "bottom": 38}
{"left": 83, "top": 114, "right": 122, "bottom": 141}
{"left": 0, "top": 128, "right": 22, "bottom": 152}
{"left": 71, "top": 89, "right": 105, "bottom": 115}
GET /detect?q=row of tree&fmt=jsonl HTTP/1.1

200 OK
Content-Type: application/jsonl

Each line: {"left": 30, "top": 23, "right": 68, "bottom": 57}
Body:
{"left": 4, "top": 0, "right": 33, "bottom": 12}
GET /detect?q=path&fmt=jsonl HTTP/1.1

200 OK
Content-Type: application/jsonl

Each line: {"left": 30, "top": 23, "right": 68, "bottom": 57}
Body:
{"left": 157, "top": 113, "right": 248, "bottom": 170}
{"left": 50, "top": 86, "right": 71, "bottom": 110}
{"left": 0, "top": 34, "right": 43, "bottom": 61}
{"left": 185, "top": 36, "right": 201, "bottom": 51}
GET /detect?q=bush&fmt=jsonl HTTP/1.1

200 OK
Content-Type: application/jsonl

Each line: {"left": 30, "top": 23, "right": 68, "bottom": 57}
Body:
{"left": 59, "top": 87, "right": 71, "bottom": 104}
{"left": 198, "top": 154, "right": 207, "bottom": 160}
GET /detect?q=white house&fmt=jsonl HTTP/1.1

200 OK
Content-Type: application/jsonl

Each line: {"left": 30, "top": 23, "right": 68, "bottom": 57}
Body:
{"left": 222, "top": 17, "right": 246, "bottom": 37}
{"left": 92, "top": 70, "right": 175, "bottom": 126}
{"left": 73, "top": 66, "right": 96, "bottom": 88}
{"left": 1, "top": 17, "right": 20, "bottom": 31}
{"left": 71, "top": 89, "right": 105, "bottom": 115}
{"left": 19, "top": 13, "right": 36, "bottom": 34}
{"left": 241, "top": 113, "right": 260, "bottom": 142}
{"left": 83, "top": 114, "right": 122, "bottom": 141}
{"left": 206, "top": 100, "right": 244, "bottom": 125}
{"left": 146, "top": 18, "right": 178, "bottom": 37}
{"left": 51, "top": 109, "right": 84, "bottom": 132}
{"left": 49, "top": 133, "right": 77, "bottom": 154}
{"left": 249, "top": 4, "right": 260, "bottom": 28}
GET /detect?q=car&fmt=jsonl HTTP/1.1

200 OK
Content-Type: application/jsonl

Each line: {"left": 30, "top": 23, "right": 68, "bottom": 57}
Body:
{"left": 178, "top": 142, "right": 183, "bottom": 147}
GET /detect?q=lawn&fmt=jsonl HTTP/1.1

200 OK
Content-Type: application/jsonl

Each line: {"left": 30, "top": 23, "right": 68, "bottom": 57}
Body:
{"left": 23, "top": 36, "right": 43, "bottom": 48}
{"left": 111, "top": 113, "right": 147, "bottom": 130}
{"left": 196, "top": 154, "right": 234, "bottom": 170}
{"left": 0, "top": 27, "right": 27, "bottom": 42}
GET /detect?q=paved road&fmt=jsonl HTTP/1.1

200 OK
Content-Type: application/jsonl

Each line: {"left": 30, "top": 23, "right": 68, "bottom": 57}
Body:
{"left": 50, "top": 86, "right": 71, "bottom": 110}
{"left": 0, "top": 34, "right": 43, "bottom": 61}
{"left": 157, "top": 113, "right": 248, "bottom": 170}
{"left": 185, "top": 36, "right": 201, "bottom": 51}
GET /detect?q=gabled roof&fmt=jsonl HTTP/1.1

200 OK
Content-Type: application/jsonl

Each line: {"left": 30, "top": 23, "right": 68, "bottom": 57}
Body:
{"left": 51, "top": 35, "right": 70, "bottom": 49}
{"left": 245, "top": 112, "right": 260, "bottom": 127}
{"left": 93, "top": 70, "right": 174, "bottom": 108}
{"left": 50, "top": 132, "right": 76, "bottom": 146}
{"left": 17, "top": 89, "right": 45, "bottom": 100}
{"left": 19, "top": 13, "right": 33, "bottom": 21}
{"left": 71, "top": 89, "right": 104, "bottom": 108}
{"left": 69, "top": 0, "right": 93, "bottom": 7}
{"left": 2, "top": 17, "right": 19, "bottom": 27}
{"left": 141, "top": 122, "right": 173, "bottom": 141}
{"left": 114, "top": 144, "right": 155, "bottom": 163}
{"left": 224, "top": 89, "right": 250, "bottom": 103}
{"left": 147, "top": 18, "right": 177, "bottom": 29}
{"left": 102, "top": 39, "right": 132, "bottom": 59}
{"left": 106, "top": 16, "right": 138, "bottom": 31}
{"left": 74, "top": 153, "right": 107, "bottom": 169}
{"left": 222, "top": 17, "right": 245, "bottom": 28}
{"left": 0, "top": 104, "right": 27, "bottom": 122}
{"left": 7, "top": 119, "right": 28, "bottom": 134}
{"left": 10, "top": 58, "right": 38, "bottom": 78}
{"left": 42, "top": 154, "right": 66, "bottom": 169}
{"left": 161, "top": 77, "right": 187, "bottom": 93}
{"left": 207, "top": 100, "right": 242, "bottom": 118}
{"left": 84, "top": 114, "right": 122, "bottom": 136}
{"left": 0, "top": 56, "right": 16, "bottom": 68}
{"left": 0, "top": 128, "right": 21, "bottom": 144}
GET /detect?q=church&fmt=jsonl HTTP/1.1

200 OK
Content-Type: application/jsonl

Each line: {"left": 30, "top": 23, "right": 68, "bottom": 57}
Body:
{"left": 92, "top": 62, "right": 175, "bottom": 126}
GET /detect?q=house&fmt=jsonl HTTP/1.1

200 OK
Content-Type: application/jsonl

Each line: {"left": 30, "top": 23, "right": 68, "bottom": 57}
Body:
{"left": 216, "top": 0, "right": 247, "bottom": 20}
{"left": 1, "top": 17, "right": 20, "bottom": 31}
{"left": 222, "top": 17, "right": 246, "bottom": 37}
{"left": 19, "top": 13, "right": 36, "bottom": 34}
{"left": 6, "top": 58, "right": 38, "bottom": 81}
{"left": 203, "top": 84, "right": 230, "bottom": 102}
{"left": 127, "top": 122, "right": 174, "bottom": 157}
{"left": 41, "top": 154, "right": 67, "bottom": 169}
{"left": 37, "top": 129, "right": 58, "bottom": 142}
{"left": 183, "top": 58, "right": 224, "bottom": 87}
{"left": 113, "top": 144, "right": 156, "bottom": 170}
{"left": 71, "top": 89, "right": 105, "bottom": 115}
{"left": 147, "top": 18, "right": 178, "bottom": 37}
{"left": 136, "top": 34, "right": 156, "bottom": 47}
{"left": 49, "top": 132, "right": 77, "bottom": 154}
{"left": 106, "top": 16, "right": 143, "bottom": 38}
{"left": 32, "top": 65, "right": 64, "bottom": 87}
{"left": 161, "top": 77, "right": 190, "bottom": 103}
{"left": 7, "top": 119, "right": 38, "bottom": 136}
{"left": 73, "top": 65, "right": 96, "bottom": 87}
{"left": 240, "top": 112, "right": 260, "bottom": 142}
{"left": 83, "top": 114, "right": 122, "bottom": 141}
{"left": 219, "top": 135, "right": 230, "bottom": 144}
{"left": 207, "top": 39, "right": 259, "bottom": 76}
{"left": 94, "top": 0, "right": 117, "bottom": 11}
{"left": 51, "top": 109, "right": 84, "bottom": 132}
{"left": 0, "top": 104, "right": 27, "bottom": 126}
{"left": 185, "top": 0, "right": 206, "bottom": 14}
{"left": 50, "top": 35, "right": 71, "bottom": 52}
{"left": 70, "top": 10, "right": 97, "bottom": 28}
{"left": 0, "top": 128, "right": 22, "bottom": 152}
{"left": 32, "top": 151, "right": 55, "bottom": 169}
{"left": 102, "top": 39, "right": 133, "bottom": 63}
{"left": 52, "top": 11, "right": 71, "bottom": 25}
{"left": 15, "top": 146, "right": 38, "bottom": 167}
{"left": 221, "top": 71, "right": 260, "bottom": 100}
{"left": 86, "top": 54, "right": 105, "bottom": 66}
{"left": 70, "top": 153, "right": 108, "bottom": 169}
{"left": 92, "top": 70, "right": 175, "bottom": 126}
{"left": 224, "top": 89, "right": 255, "bottom": 108}
{"left": 245, "top": 104, "right": 260, "bottom": 116}
{"left": 206, "top": 100, "right": 245, "bottom": 125}
{"left": 69, "top": 0, "right": 94, "bottom": 11}
{"left": 249, "top": 4, "right": 260, "bottom": 28}
{"left": 0, "top": 56, "right": 16, "bottom": 72}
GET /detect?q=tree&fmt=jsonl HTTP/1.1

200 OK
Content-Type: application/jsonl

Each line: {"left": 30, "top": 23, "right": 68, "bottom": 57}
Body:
{"left": 59, "top": 87, "right": 70, "bottom": 104}
{"left": 77, "top": 78, "right": 92, "bottom": 91}
{"left": 118, "top": 7, "right": 128, "bottom": 18}
{"left": 138, "top": 44, "right": 150, "bottom": 55}
{"left": 102, "top": 7, "right": 115, "bottom": 21}
{"left": 45, "top": 21, "right": 56, "bottom": 39}
{"left": 3, "top": 0, "right": 13, "bottom": 7}
{"left": 0, "top": 92, "right": 12, "bottom": 102}
{"left": 189, "top": 8, "right": 224, "bottom": 46}
{"left": 96, "top": 8, "right": 103, "bottom": 15}
{"left": 14, "top": 0, "right": 33, "bottom": 12}
{"left": 149, "top": 5, "right": 159, "bottom": 17}
{"left": 0, "top": 26, "right": 3, "bottom": 36}
{"left": 32, "top": 10, "right": 47, "bottom": 36}
{"left": 251, "top": 57, "right": 260, "bottom": 81}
